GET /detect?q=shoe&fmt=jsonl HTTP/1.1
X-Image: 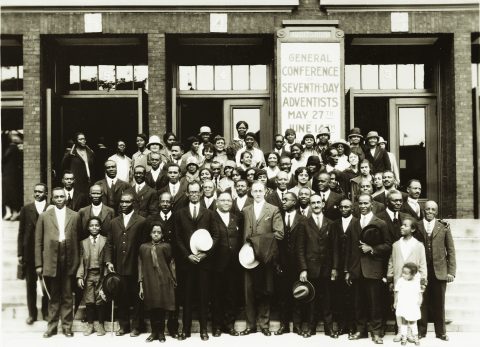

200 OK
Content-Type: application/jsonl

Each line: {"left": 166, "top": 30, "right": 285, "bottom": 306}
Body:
{"left": 42, "top": 328, "right": 57, "bottom": 338}
{"left": 177, "top": 331, "right": 190, "bottom": 340}
{"left": 116, "top": 328, "right": 127, "bottom": 336}
{"left": 436, "top": 334, "right": 449, "bottom": 341}
{"left": 200, "top": 332, "right": 209, "bottom": 341}
{"left": 63, "top": 329, "right": 74, "bottom": 337}
{"left": 302, "top": 331, "right": 311, "bottom": 338}
{"left": 213, "top": 329, "right": 221, "bottom": 337}
{"left": 330, "top": 330, "right": 339, "bottom": 339}
{"left": 393, "top": 333, "right": 402, "bottom": 342}
{"left": 227, "top": 328, "right": 239, "bottom": 336}
{"left": 26, "top": 317, "right": 36, "bottom": 325}
{"left": 130, "top": 328, "right": 140, "bottom": 337}
{"left": 419, "top": 333, "right": 426, "bottom": 339}
{"left": 413, "top": 335, "right": 420, "bottom": 345}
{"left": 261, "top": 328, "right": 271, "bottom": 336}
{"left": 158, "top": 334, "right": 166, "bottom": 342}
{"left": 308, "top": 329, "right": 317, "bottom": 336}
{"left": 146, "top": 333, "right": 159, "bottom": 342}
{"left": 96, "top": 324, "right": 106, "bottom": 336}
{"left": 274, "top": 325, "right": 289, "bottom": 335}
{"left": 292, "top": 327, "right": 302, "bottom": 335}
{"left": 239, "top": 328, "right": 257, "bottom": 336}
{"left": 349, "top": 332, "right": 368, "bottom": 340}
{"left": 84, "top": 323, "right": 94, "bottom": 336}
{"left": 373, "top": 335, "right": 383, "bottom": 344}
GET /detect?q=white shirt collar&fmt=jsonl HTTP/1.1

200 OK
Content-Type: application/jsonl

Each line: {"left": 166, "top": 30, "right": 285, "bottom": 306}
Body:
{"left": 122, "top": 210, "right": 134, "bottom": 226}
{"left": 342, "top": 214, "right": 353, "bottom": 231}
{"left": 386, "top": 208, "right": 398, "bottom": 221}
{"left": 319, "top": 189, "right": 330, "bottom": 200}
{"left": 161, "top": 211, "right": 172, "bottom": 220}
{"left": 34, "top": 200, "right": 46, "bottom": 214}
{"left": 360, "top": 211, "right": 374, "bottom": 226}
{"left": 285, "top": 210, "right": 296, "bottom": 223}
{"left": 65, "top": 188, "right": 74, "bottom": 197}
{"left": 91, "top": 203, "right": 103, "bottom": 216}
{"left": 136, "top": 182, "right": 145, "bottom": 192}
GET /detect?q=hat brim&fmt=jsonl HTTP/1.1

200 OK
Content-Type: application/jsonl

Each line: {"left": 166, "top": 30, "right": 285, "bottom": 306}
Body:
{"left": 238, "top": 243, "right": 260, "bottom": 269}
{"left": 348, "top": 134, "right": 363, "bottom": 138}
{"left": 190, "top": 230, "right": 213, "bottom": 255}
{"left": 147, "top": 142, "right": 163, "bottom": 148}
{"left": 292, "top": 280, "right": 315, "bottom": 303}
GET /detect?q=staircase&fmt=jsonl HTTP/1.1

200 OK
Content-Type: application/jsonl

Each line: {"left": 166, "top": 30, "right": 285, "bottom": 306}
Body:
{"left": 2, "top": 219, "right": 480, "bottom": 333}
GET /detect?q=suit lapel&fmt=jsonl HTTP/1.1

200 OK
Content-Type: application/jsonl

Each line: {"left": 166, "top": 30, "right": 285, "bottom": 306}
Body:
{"left": 83, "top": 239, "right": 91, "bottom": 259}
{"left": 290, "top": 212, "right": 300, "bottom": 231}
{"left": 256, "top": 204, "right": 268, "bottom": 225}
{"left": 126, "top": 213, "right": 138, "bottom": 230}
{"left": 49, "top": 208, "right": 59, "bottom": 231}
{"left": 65, "top": 209, "right": 74, "bottom": 230}
{"left": 97, "top": 235, "right": 106, "bottom": 253}
{"left": 432, "top": 220, "right": 441, "bottom": 239}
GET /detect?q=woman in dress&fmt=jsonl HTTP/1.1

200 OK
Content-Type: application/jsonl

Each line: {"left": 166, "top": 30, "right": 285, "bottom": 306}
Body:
{"left": 265, "top": 152, "right": 281, "bottom": 180}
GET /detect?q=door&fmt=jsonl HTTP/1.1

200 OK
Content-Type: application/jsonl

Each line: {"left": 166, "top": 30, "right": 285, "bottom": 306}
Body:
{"left": 389, "top": 98, "right": 437, "bottom": 200}
{"left": 223, "top": 99, "right": 270, "bottom": 151}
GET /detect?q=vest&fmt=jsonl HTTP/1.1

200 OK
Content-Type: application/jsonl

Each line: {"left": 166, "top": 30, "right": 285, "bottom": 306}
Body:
{"left": 88, "top": 240, "right": 101, "bottom": 269}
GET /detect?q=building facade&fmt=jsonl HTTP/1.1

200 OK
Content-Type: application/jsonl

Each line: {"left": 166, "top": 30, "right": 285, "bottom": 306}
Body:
{"left": 1, "top": 0, "right": 479, "bottom": 218}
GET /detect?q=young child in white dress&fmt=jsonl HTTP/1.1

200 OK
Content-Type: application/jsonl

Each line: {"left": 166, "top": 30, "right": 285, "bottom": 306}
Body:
{"left": 394, "top": 262, "right": 422, "bottom": 346}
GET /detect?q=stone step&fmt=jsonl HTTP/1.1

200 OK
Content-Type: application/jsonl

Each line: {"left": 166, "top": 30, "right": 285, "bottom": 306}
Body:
{"left": 446, "top": 306, "right": 480, "bottom": 320}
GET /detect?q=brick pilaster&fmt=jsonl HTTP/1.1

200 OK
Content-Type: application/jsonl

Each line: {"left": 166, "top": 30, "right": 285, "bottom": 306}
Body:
{"left": 147, "top": 33, "right": 166, "bottom": 137}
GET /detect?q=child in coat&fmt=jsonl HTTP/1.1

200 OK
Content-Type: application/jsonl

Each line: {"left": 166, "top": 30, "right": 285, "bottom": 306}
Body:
{"left": 139, "top": 223, "right": 176, "bottom": 343}
{"left": 76, "top": 216, "right": 107, "bottom": 336}
{"left": 394, "top": 262, "right": 422, "bottom": 346}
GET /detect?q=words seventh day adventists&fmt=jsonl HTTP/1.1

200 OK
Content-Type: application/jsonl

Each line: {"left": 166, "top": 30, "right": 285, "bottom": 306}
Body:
{"left": 279, "top": 42, "right": 342, "bottom": 140}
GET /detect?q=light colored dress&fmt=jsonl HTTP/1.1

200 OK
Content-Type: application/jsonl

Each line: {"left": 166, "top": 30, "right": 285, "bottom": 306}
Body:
{"left": 395, "top": 276, "right": 421, "bottom": 321}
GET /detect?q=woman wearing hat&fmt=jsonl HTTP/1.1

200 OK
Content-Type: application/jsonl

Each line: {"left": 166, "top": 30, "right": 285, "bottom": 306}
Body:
{"left": 146, "top": 135, "right": 170, "bottom": 168}
{"left": 348, "top": 128, "right": 366, "bottom": 163}
{"left": 218, "top": 160, "right": 237, "bottom": 192}
{"left": 365, "top": 131, "right": 391, "bottom": 173}
{"left": 301, "top": 134, "right": 320, "bottom": 159}
{"left": 332, "top": 139, "right": 351, "bottom": 172}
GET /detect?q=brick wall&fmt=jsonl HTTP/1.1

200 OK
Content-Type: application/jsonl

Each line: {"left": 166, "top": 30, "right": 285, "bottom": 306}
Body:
{"left": 148, "top": 33, "right": 166, "bottom": 137}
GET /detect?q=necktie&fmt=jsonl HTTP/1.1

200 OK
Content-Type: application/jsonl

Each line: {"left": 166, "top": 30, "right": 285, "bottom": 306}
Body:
{"left": 67, "top": 192, "right": 72, "bottom": 207}
{"left": 192, "top": 204, "right": 197, "bottom": 220}
{"left": 92, "top": 236, "right": 97, "bottom": 244}
{"left": 281, "top": 191, "right": 285, "bottom": 199}
{"left": 393, "top": 212, "right": 399, "bottom": 225}
{"left": 163, "top": 214, "right": 168, "bottom": 222}
{"left": 172, "top": 185, "right": 176, "bottom": 196}
{"left": 301, "top": 209, "right": 306, "bottom": 216}
{"left": 136, "top": 185, "right": 140, "bottom": 193}
{"left": 321, "top": 193, "right": 326, "bottom": 203}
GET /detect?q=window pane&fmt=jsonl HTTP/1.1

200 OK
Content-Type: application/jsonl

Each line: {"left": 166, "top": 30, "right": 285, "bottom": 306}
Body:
{"left": 361, "top": 65, "right": 379, "bottom": 89}
{"left": 197, "top": 65, "right": 214, "bottom": 90}
{"left": 134, "top": 65, "right": 148, "bottom": 90}
{"left": 472, "top": 64, "right": 478, "bottom": 89}
{"left": 80, "top": 65, "right": 98, "bottom": 90}
{"left": 18, "top": 66, "right": 23, "bottom": 79}
{"left": 345, "top": 64, "right": 360, "bottom": 90}
{"left": 179, "top": 66, "right": 196, "bottom": 90}
{"left": 69, "top": 65, "right": 80, "bottom": 90}
{"left": 214, "top": 65, "right": 231, "bottom": 90}
{"left": 1, "top": 66, "right": 18, "bottom": 91}
{"left": 232, "top": 65, "right": 249, "bottom": 90}
{"left": 397, "top": 64, "right": 415, "bottom": 89}
{"left": 250, "top": 65, "right": 267, "bottom": 90}
{"left": 379, "top": 65, "right": 396, "bottom": 89}
{"left": 415, "top": 64, "right": 425, "bottom": 89}
{"left": 98, "top": 65, "right": 116, "bottom": 90}
{"left": 116, "top": 65, "right": 133, "bottom": 90}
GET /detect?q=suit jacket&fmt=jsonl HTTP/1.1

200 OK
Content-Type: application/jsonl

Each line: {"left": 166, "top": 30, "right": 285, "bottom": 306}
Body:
{"left": 352, "top": 200, "right": 385, "bottom": 218}
{"left": 330, "top": 216, "right": 358, "bottom": 273}
{"left": 145, "top": 169, "right": 168, "bottom": 191}
{"left": 242, "top": 201, "right": 284, "bottom": 242}
{"left": 265, "top": 190, "right": 283, "bottom": 208}
{"left": 373, "top": 190, "right": 408, "bottom": 206}
{"left": 18, "top": 202, "right": 48, "bottom": 263}
{"left": 174, "top": 205, "right": 217, "bottom": 268}
{"left": 146, "top": 213, "right": 176, "bottom": 245}
{"left": 76, "top": 235, "right": 107, "bottom": 280}
{"left": 200, "top": 196, "right": 217, "bottom": 211}
{"left": 62, "top": 146, "right": 95, "bottom": 195}
{"left": 105, "top": 212, "right": 147, "bottom": 276}
{"left": 375, "top": 210, "right": 410, "bottom": 242}
{"left": 133, "top": 184, "right": 160, "bottom": 218}
{"left": 34, "top": 207, "right": 80, "bottom": 277}
{"left": 78, "top": 204, "right": 115, "bottom": 240}
{"left": 211, "top": 211, "right": 243, "bottom": 272}
{"left": 65, "top": 190, "right": 89, "bottom": 212}
{"left": 95, "top": 178, "right": 133, "bottom": 213}
{"left": 279, "top": 212, "right": 306, "bottom": 272}
{"left": 400, "top": 200, "right": 424, "bottom": 220}
{"left": 296, "top": 214, "right": 333, "bottom": 279}
{"left": 387, "top": 237, "right": 427, "bottom": 284}
{"left": 345, "top": 215, "right": 392, "bottom": 280}
{"left": 297, "top": 206, "right": 313, "bottom": 219}
{"left": 158, "top": 181, "right": 188, "bottom": 212}
{"left": 267, "top": 174, "right": 297, "bottom": 191}
{"left": 365, "top": 146, "right": 391, "bottom": 173}
{"left": 322, "top": 190, "right": 343, "bottom": 220}
{"left": 414, "top": 220, "right": 456, "bottom": 280}
{"left": 233, "top": 196, "right": 253, "bottom": 216}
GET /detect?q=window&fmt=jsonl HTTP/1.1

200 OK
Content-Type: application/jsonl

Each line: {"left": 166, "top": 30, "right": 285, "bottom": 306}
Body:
{"left": 1, "top": 65, "right": 23, "bottom": 91}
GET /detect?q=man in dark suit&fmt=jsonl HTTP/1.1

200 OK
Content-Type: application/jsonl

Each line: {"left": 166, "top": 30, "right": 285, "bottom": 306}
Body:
{"left": 240, "top": 181, "right": 284, "bottom": 337}
{"left": 170, "top": 142, "right": 187, "bottom": 175}
{"left": 373, "top": 170, "right": 408, "bottom": 206}
{"left": 272, "top": 134, "right": 291, "bottom": 157}
{"left": 78, "top": 184, "right": 115, "bottom": 240}
{"left": 61, "top": 132, "right": 95, "bottom": 195}
{"left": 344, "top": 193, "right": 392, "bottom": 344}
{"left": 317, "top": 172, "right": 343, "bottom": 220}
{"left": 158, "top": 164, "right": 188, "bottom": 212}
{"left": 376, "top": 190, "right": 410, "bottom": 242}
{"left": 62, "top": 171, "right": 88, "bottom": 212}
{"left": 266, "top": 171, "right": 289, "bottom": 208}
{"left": 330, "top": 198, "right": 357, "bottom": 336}
{"left": 352, "top": 179, "right": 385, "bottom": 217}
{"left": 200, "top": 179, "right": 217, "bottom": 211}
{"left": 364, "top": 131, "right": 391, "bottom": 174}
{"left": 132, "top": 165, "right": 159, "bottom": 218}
{"left": 35, "top": 187, "right": 80, "bottom": 338}
{"left": 211, "top": 191, "right": 243, "bottom": 337}
{"left": 105, "top": 192, "right": 147, "bottom": 337}
{"left": 401, "top": 179, "right": 423, "bottom": 220}
{"left": 232, "top": 179, "right": 253, "bottom": 216}
{"left": 267, "top": 156, "right": 296, "bottom": 190}
{"left": 174, "top": 181, "right": 217, "bottom": 341}
{"left": 145, "top": 152, "right": 168, "bottom": 191}
{"left": 275, "top": 192, "right": 307, "bottom": 336}
{"left": 18, "top": 183, "right": 49, "bottom": 324}
{"left": 296, "top": 194, "right": 336, "bottom": 338}
{"left": 298, "top": 187, "right": 313, "bottom": 217}
{"left": 415, "top": 200, "right": 456, "bottom": 341}
{"left": 95, "top": 160, "right": 133, "bottom": 214}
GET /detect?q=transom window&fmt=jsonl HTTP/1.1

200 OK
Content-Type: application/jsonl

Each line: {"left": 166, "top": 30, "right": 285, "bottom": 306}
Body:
{"left": 69, "top": 65, "right": 148, "bottom": 91}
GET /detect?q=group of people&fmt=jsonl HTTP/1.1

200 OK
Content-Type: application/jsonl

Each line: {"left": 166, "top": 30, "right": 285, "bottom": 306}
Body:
{"left": 17, "top": 122, "right": 456, "bottom": 345}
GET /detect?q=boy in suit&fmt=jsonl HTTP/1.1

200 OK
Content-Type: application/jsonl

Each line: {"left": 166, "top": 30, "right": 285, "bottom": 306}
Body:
{"left": 77, "top": 216, "right": 107, "bottom": 336}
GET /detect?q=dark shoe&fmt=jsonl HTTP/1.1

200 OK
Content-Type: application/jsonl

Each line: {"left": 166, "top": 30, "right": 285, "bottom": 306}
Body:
{"left": 213, "top": 329, "right": 221, "bottom": 337}
{"left": 373, "top": 335, "right": 383, "bottom": 344}
{"left": 177, "top": 331, "right": 190, "bottom": 340}
{"left": 116, "top": 328, "right": 127, "bottom": 336}
{"left": 349, "top": 332, "right": 368, "bottom": 340}
{"left": 83, "top": 323, "right": 94, "bottom": 336}
{"left": 200, "top": 332, "right": 209, "bottom": 341}
{"left": 63, "top": 329, "right": 74, "bottom": 337}
{"left": 292, "top": 327, "right": 302, "bottom": 335}
{"left": 330, "top": 330, "right": 339, "bottom": 339}
{"left": 158, "top": 334, "right": 166, "bottom": 342}
{"left": 436, "top": 334, "right": 449, "bottom": 341}
{"left": 169, "top": 331, "right": 179, "bottom": 338}
{"left": 419, "top": 333, "right": 426, "bottom": 339}
{"left": 26, "top": 317, "right": 36, "bottom": 325}
{"left": 146, "top": 333, "right": 159, "bottom": 342}
{"left": 261, "top": 328, "right": 271, "bottom": 336}
{"left": 308, "top": 329, "right": 317, "bottom": 336}
{"left": 302, "top": 331, "right": 311, "bottom": 338}
{"left": 227, "top": 328, "right": 239, "bottom": 336}
{"left": 42, "top": 329, "right": 57, "bottom": 338}
{"left": 240, "top": 328, "right": 257, "bottom": 336}
{"left": 130, "top": 328, "right": 140, "bottom": 337}
{"left": 274, "top": 325, "right": 290, "bottom": 335}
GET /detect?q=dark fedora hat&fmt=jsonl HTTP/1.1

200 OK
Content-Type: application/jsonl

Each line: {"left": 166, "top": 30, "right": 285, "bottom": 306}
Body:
{"left": 360, "top": 224, "right": 384, "bottom": 247}
{"left": 102, "top": 272, "right": 124, "bottom": 301}
{"left": 292, "top": 280, "right": 315, "bottom": 303}
{"left": 348, "top": 127, "right": 363, "bottom": 138}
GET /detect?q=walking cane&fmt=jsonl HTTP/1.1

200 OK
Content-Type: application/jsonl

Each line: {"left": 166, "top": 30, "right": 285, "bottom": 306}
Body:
{"left": 111, "top": 300, "right": 114, "bottom": 336}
